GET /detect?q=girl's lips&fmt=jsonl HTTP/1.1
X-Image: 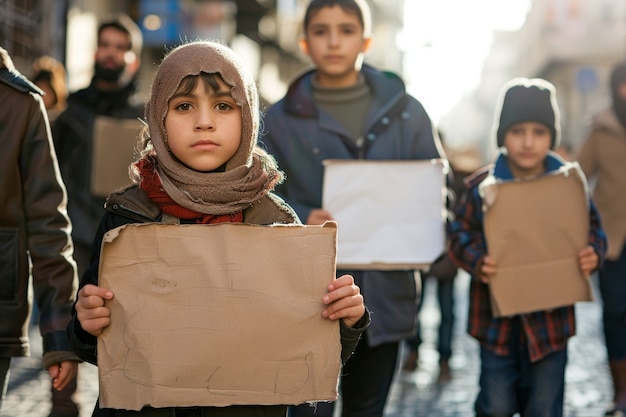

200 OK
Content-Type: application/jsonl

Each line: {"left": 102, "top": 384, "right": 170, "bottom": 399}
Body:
{"left": 192, "top": 140, "right": 218, "bottom": 149}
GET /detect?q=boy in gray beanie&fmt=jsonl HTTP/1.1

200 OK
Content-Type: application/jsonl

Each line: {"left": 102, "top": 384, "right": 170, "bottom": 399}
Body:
{"left": 449, "top": 77, "right": 606, "bottom": 416}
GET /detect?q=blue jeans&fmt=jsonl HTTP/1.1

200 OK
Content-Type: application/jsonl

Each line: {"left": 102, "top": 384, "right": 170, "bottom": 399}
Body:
{"left": 475, "top": 320, "right": 567, "bottom": 417}
{"left": 599, "top": 243, "right": 626, "bottom": 360}
{"left": 406, "top": 275, "right": 455, "bottom": 361}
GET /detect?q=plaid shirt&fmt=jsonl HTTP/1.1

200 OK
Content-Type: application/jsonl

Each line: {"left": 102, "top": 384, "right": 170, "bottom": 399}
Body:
{"left": 449, "top": 151, "right": 607, "bottom": 362}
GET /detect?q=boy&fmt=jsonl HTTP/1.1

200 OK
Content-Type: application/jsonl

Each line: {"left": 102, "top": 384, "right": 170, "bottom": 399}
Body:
{"left": 68, "top": 41, "right": 369, "bottom": 417}
{"left": 448, "top": 78, "right": 607, "bottom": 416}
{"left": 262, "top": 1, "right": 445, "bottom": 415}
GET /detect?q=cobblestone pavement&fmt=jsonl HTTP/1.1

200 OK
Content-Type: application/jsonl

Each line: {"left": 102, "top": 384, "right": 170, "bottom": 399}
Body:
{"left": 2, "top": 272, "right": 612, "bottom": 417}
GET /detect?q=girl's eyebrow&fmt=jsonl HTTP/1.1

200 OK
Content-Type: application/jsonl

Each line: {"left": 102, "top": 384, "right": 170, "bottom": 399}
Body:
{"left": 170, "top": 88, "right": 232, "bottom": 101}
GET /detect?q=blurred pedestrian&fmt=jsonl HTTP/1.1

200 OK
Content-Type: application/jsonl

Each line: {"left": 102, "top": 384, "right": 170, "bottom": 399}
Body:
{"left": 576, "top": 61, "right": 626, "bottom": 416}
{"left": 262, "top": 1, "right": 446, "bottom": 415}
{"left": 0, "top": 46, "right": 79, "bottom": 416}
{"left": 66, "top": 40, "right": 369, "bottom": 417}
{"left": 402, "top": 138, "right": 477, "bottom": 383}
{"left": 52, "top": 13, "right": 144, "bottom": 277}
{"left": 30, "top": 54, "right": 80, "bottom": 417}
{"left": 31, "top": 55, "right": 68, "bottom": 124}
{"left": 449, "top": 78, "right": 606, "bottom": 416}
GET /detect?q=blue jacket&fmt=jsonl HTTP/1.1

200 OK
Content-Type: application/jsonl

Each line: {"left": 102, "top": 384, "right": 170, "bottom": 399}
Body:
{"left": 262, "top": 65, "right": 444, "bottom": 346}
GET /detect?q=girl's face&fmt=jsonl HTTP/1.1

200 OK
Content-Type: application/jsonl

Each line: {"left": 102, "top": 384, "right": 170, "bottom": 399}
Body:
{"left": 300, "top": 5, "right": 371, "bottom": 87}
{"left": 503, "top": 121, "right": 552, "bottom": 178}
{"left": 164, "top": 76, "right": 242, "bottom": 172}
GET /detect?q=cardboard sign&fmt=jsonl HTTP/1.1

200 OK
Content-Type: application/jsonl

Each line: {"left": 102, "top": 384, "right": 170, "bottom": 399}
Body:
{"left": 97, "top": 222, "right": 341, "bottom": 410}
{"left": 322, "top": 159, "right": 447, "bottom": 270}
{"left": 91, "top": 116, "right": 141, "bottom": 197}
{"left": 482, "top": 163, "right": 592, "bottom": 317}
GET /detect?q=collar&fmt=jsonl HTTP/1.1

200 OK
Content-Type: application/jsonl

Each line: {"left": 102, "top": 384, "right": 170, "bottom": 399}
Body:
{"left": 492, "top": 149, "right": 565, "bottom": 180}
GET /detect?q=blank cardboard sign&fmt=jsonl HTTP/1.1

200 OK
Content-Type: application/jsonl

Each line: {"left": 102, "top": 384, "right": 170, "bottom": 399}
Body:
{"left": 322, "top": 159, "right": 447, "bottom": 270}
{"left": 97, "top": 222, "right": 341, "bottom": 410}
{"left": 482, "top": 163, "right": 592, "bottom": 317}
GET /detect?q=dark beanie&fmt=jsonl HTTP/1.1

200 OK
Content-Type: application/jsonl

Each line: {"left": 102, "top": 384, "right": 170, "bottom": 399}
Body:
{"left": 494, "top": 78, "right": 561, "bottom": 149}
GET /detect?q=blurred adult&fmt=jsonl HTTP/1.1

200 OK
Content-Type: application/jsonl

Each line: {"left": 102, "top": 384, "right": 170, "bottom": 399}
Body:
{"left": 31, "top": 54, "right": 80, "bottom": 417}
{"left": 52, "top": 13, "right": 144, "bottom": 275}
{"left": 577, "top": 61, "right": 626, "bottom": 417}
{"left": 31, "top": 55, "right": 68, "bottom": 123}
{"left": 402, "top": 141, "right": 480, "bottom": 382}
{"left": 0, "top": 46, "right": 79, "bottom": 416}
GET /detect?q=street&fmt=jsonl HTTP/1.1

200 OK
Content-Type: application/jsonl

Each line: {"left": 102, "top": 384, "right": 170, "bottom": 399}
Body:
{"left": 3, "top": 271, "right": 612, "bottom": 417}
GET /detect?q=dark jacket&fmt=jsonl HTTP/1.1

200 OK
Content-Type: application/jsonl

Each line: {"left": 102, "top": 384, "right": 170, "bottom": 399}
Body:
{"left": 262, "top": 65, "right": 443, "bottom": 346}
{"left": 52, "top": 80, "right": 144, "bottom": 247}
{"left": 0, "top": 48, "right": 78, "bottom": 366}
{"left": 68, "top": 186, "right": 369, "bottom": 417}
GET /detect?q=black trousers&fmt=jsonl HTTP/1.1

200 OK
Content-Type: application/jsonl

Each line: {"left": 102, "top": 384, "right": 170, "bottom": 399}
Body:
{"left": 289, "top": 334, "right": 399, "bottom": 417}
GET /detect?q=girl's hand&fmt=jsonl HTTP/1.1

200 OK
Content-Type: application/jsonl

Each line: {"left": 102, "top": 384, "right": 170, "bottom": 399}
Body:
{"left": 476, "top": 255, "right": 497, "bottom": 284}
{"left": 321, "top": 274, "right": 365, "bottom": 328}
{"left": 578, "top": 245, "right": 599, "bottom": 277}
{"left": 75, "top": 284, "right": 114, "bottom": 337}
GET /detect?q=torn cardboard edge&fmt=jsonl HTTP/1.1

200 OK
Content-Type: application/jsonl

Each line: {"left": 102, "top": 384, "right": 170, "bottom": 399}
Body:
{"left": 97, "top": 221, "right": 342, "bottom": 410}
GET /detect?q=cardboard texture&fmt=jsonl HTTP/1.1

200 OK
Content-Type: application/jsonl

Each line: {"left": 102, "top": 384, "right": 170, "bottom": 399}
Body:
{"left": 482, "top": 163, "right": 592, "bottom": 317}
{"left": 322, "top": 159, "right": 446, "bottom": 270}
{"left": 91, "top": 116, "right": 142, "bottom": 197}
{"left": 97, "top": 222, "right": 341, "bottom": 411}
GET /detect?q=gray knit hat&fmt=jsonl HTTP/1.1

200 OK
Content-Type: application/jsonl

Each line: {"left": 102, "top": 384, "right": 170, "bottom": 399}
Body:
{"left": 493, "top": 78, "right": 561, "bottom": 150}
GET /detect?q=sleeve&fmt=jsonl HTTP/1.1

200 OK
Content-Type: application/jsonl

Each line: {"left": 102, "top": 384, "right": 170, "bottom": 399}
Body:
{"left": 447, "top": 184, "right": 487, "bottom": 277}
{"left": 339, "top": 307, "right": 370, "bottom": 364}
{"left": 21, "top": 94, "right": 79, "bottom": 360}
{"left": 67, "top": 213, "right": 117, "bottom": 365}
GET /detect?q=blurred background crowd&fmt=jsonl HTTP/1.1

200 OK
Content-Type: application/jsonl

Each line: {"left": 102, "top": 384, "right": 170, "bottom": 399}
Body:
{"left": 3, "top": 0, "right": 626, "bottom": 165}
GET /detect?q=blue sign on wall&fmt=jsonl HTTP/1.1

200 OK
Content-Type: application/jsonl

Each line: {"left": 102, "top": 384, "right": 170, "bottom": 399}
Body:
{"left": 576, "top": 67, "right": 598, "bottom": 94}
{"left": 139, "top": 0, "right": 183, "bottom": 46}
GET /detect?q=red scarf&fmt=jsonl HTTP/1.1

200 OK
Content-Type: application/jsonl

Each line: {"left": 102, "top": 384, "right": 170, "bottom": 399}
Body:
{"left": 136, "top": 158, "right": 243, "bottom": 224}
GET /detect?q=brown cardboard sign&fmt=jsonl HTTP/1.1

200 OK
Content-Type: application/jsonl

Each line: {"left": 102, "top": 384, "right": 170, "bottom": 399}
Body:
{"left": 97, "top": 222, "right": 341, "bottom": 410}
{"left": 482, "top": 163, "right": 592, "bottom": 317}
{"left": 91, "top": 116, "right": 142, "bottom": 197}
{"left": 322, "top": 159, "right": 447, "bottom": 270}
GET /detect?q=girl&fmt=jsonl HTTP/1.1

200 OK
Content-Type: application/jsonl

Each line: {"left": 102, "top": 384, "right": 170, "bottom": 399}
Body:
{"left": 68, "top": 40, "right": 369, "bottom": 417}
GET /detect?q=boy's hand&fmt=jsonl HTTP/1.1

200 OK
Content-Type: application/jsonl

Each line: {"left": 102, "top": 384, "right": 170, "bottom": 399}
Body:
{"left": 476, "top": 255, "right": 497, "bottom": 284}
{"left": 578, "top": 245, "right": 599, "bottom": 277}
{"left": 75, "top": 284, "right": 114, "bottom": 337}
{"left": 322, "top": 274, "right": 365, "bottom": 328}
{"left": 307, "top": 209, "right": 334, "bottom": 225}
{"left": 47, "top": 360, "right": 78, "bottom": 391}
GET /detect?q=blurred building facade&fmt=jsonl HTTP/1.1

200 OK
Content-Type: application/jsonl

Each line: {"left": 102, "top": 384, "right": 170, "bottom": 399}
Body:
{"left": 1, "top": 0, "right": 406, "bottom": 109}
{"left": 440, "top": 0, "right": 626, "bottom": 161}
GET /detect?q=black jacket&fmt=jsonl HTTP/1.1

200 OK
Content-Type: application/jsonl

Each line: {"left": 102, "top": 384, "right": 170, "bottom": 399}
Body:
{"left": 52, "top": 80, "right": 144, "bottom": 247}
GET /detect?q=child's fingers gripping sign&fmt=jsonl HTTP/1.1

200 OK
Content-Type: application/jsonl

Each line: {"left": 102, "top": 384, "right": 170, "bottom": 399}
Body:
{"left": 76, "top": 284, "right": 115, "bottom": 337}
{"left": 322, "top": 274, "right": 365, "bottom": 328}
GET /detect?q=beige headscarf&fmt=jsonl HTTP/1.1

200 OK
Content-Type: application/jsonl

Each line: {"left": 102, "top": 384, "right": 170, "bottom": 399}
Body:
{"left": 144, "top": 41, "right": 282, "bottom": 215}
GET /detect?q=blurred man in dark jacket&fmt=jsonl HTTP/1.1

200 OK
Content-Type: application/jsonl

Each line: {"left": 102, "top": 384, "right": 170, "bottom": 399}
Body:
{"left": 0, "top": 46, "right": 79, "bottom": 415}
{"left": 52, "top": 13, "right": 144, "bottom": 275}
